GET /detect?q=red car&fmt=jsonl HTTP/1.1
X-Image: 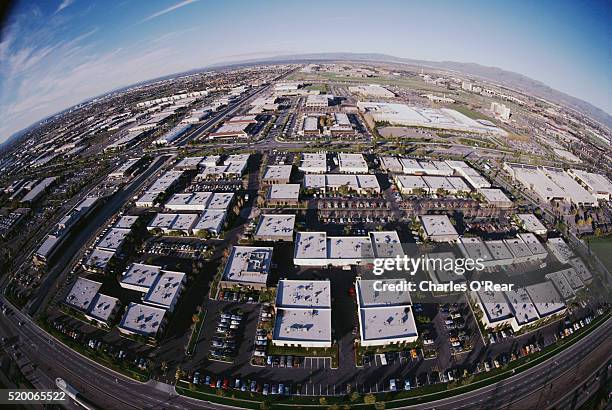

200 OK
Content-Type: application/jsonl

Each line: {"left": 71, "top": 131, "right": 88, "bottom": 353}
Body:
{"left": 222, "top": 379, "right": 229, "bottom": 390}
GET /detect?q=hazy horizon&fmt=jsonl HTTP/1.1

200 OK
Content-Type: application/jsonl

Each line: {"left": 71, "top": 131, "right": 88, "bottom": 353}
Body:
{"left": 0, "top": 0, "right": 610, "bottom": 142}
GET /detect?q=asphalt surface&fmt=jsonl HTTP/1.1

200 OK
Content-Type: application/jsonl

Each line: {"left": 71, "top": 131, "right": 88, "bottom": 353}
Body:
{"left": 0, "top": 298, "right": 237, "bottom": 410}
{"left": 406, "top": 315, "right": 612, "bottom": 409}
{"left": 25, "top": 154, "right": 172, "bottom": 316}
{"left": 1, "top": 291, "right": 610, "bottom": 409}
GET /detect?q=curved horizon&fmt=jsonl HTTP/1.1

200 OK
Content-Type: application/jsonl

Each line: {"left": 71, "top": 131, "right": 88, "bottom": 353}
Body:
{"left": 0, "top": 0, "right": 611, "bottom": 142}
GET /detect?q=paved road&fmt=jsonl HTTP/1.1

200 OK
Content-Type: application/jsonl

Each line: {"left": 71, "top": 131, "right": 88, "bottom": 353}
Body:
{"left": 1, "top": 295, "right": 609, "bottom": 409}
{"left": 405, "top": 314, "right": 612, "bottom": 410}
{"left": 0, "top": 298, "right": 238, "bottom": 409}
{"left": 25, "top": 155, "right": 172, "bottom": 316}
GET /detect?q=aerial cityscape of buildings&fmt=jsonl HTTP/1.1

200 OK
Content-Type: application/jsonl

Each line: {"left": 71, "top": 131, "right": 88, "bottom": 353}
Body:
{"left": 0, "top": 48, "right": 610, "bottom": 409}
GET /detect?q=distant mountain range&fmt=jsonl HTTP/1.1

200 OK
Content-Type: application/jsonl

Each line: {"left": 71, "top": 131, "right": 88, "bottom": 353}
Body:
{"left": 213, "top": 52, "right": 612, "bottom": 129}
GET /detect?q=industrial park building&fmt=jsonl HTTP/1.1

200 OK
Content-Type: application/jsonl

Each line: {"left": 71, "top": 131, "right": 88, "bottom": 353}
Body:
{"left": 272, "top": 280, "right": 332, "bottom": 348}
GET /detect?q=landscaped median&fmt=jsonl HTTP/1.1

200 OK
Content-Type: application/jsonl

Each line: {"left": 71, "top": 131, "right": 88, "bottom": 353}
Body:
{"left": 175, "top": 310, "right": 611, "bottom": 409}
{"left": 185, "top": 307, "right": 207, "bottom": 356}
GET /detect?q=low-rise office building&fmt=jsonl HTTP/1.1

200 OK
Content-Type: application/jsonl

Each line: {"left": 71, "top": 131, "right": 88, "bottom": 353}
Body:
{"left": 299, "top": 152, "right": 327, "bottom": 174}
{"left": 143, "top": 271, "right": 186, "bottom": 312}
{"left": 267, "top": 184, "right": 300, "bottom": 206}
{"left": 356, "top": 279, "right": 418, "bottom": 346}
{"left": 419, "top": 215, "right": 459, "bottom": 242}
{"left": 220, "top": 246, "right": 273, "bottom": 290}
{"left": 478, "top": 188, "right": 513, "bottom": 208}
{"left": 85, "top": 293, "right": 121, "bottom": 329}
{"left": 119, "top": 263, "right": 165, "bottom": 293}
{"left": 83, "top": 248, "right": 115, "bottom": 273}
{"left": 147, "top": 213, "right": 198, "bottom": 235}
{"left": 338, "top": 153, "right": 368, "bottom": 173}
{"left": 272, "top": 280, "right": 332, "bottom": 348}
{"left": 165, "top": 192, "right": 213, "bottom": 211}
{"left": 192, "top": 210, "right": 227, "bottom": 236}
{"left": 118, "top": 303, "right": 167, "bottom": 341}
{"left": 567, "top": 169, "right": 612, "bottom": 200}
{"left": 64, "top": 277, "right": 102, "bottom": 312}
{"left": 293, "top": 231, "right": 402, "bottom": 267}
{"left": 515, "top": 213, "right": 547, "bottom": 235}
{"left": 262, "top": 165, "right": 293, "bottom": 185}
{"left": 254, "top": 214, "right": 296, "bottom": 241}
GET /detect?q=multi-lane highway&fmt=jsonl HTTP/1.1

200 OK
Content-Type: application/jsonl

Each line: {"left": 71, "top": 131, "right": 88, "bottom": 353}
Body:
{"left": 1, "top": 286, "right": 609, "bottom": 410}
{"left": 25, "top": 154, "right": 172, "bottom": 316}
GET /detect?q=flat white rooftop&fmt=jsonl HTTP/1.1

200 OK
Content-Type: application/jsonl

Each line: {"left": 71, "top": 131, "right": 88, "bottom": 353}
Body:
{"left": 545, "top": 270, "right": 575, "bottom": 300}
{"left": 148, "top": 213, "right": 198, "bottom": 232}
{"left": 294, "top": 232, "right": 327, "bottom": 260}
{"left": 121, "top": 263, "right": 161, "bottom": 291}
{"left": 267, "top": 184, "right": 300, "bottom": 200}
{"left": 349, "top": 84, "right": 394, "bottom": 97}
{"left": 507, "top": 164, "right": 566, "bottom": 200}
{"left": 485, "top": 240, "right": 514, "bottom": 261}
{"left": 459, "top": 237, "right": 493, "bottom": 262}
{"left": 504, "top": 287, "right": 539, "bottom": 325}
{"left": 423, "top": 176, "right": 455, "bottom": 192}
{"left": 193, "top": 210, "right": 226, "bottom": 233}
{"left": 357, "top": 280, "right": 412, "bottom": 307}
{"left": 255, "top": 214, "right": 295, "bottom": 238}
{"left": 504, "top": 237, "right": 533, "bottom": 259}
{"left": 569, "top": 169, "right": 612, "bottom": 198}
{"left": 119, "top": 303, "right": 166, "bottom": 336}
{"left": 263, "top": 165, "right": 293, "bottom": 182}
{"left": 547, "top": 237, "right": 574, "bottom": 263}
{"left": 516, "top": 214, "right": 547, "bottom": 233}
{"left": 518, "top": 233, "right": 548, "bottom": 256}
{"left": 569, "top": 258, "right": 592, "bottom": 282}
{"left": 541, "top": 167, "right": 597, "bottom": 205}
{"left": 165, "top": 192, "right": 212, "bottom": 210}
{"left": 65, "top": 277, "right": 102, "bottom": 311}
{"left": 370, "top": 231, "right": 404, "bottom": 258}
{"left": 358, "top": 102, "right": 506, "bottom": 135}
{"left": 300, "top": 153, "right": 327, "bottom": 174}
{"left": 222, "top": 246, "right": 273, "bottom": 285}
{"left": 115, "top": 215, "right": 139, "bottom": 229}
{"left": 273, "top": 308, "right": 332, "bottom": 344}
{"left": 276, "top": 279, "right": 331, "bottom": 308}
{"left": 97, "top": 228, "right": 131, "bottom": 251}
{"left": 212, "top": 122, "right": 249, "bottom": 136}
{"left": 395, "top": 175, "right": 428, "bottom": 191}
{"left": 143, "top": 271, "right": 186, "bottom": 310}
{"left": 479, "top": 188, "right": 512, "bottom": 204}
{"left": 359, "top": 305, "right": 418, "bottom": 343}
{"left": 327, "top": 236, "right": 373, "bottom": 260}
{"left": 558, "top": 267, "right": 584, "bottom": 290}
{"left": 225, "top": 153, "right": 250, "bottom": 164}
{"left": 476, "top": 290, "right": 513, "bottom": 322}
{"left": 87, "top": 293, "right": 120, "bottom": 323}
{"left": 135, "top": 191, "right": 159, "bottom": 205}
{"left": 338, "top": 153, "right": 368, "bottom": 172}
{"left": 380, "top": 156, "right": 404, "bottom": 172}
{"left": 208, "top": 193, "right": 234, "bottom": 210}
{"left": 175, "top": 156, "right": 205, "bottom": 169}
{"left": 85, "top": 248, "right": 114, "bottom": 270}
{"left": 525, "top": 281, "right": 565, "bottom": 317}
{"left": 420, "top": 215, "right": 458, "bottom": 238}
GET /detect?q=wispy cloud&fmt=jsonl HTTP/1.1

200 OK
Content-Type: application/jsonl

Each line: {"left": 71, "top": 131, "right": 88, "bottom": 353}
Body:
{"left": 55, "top": 0, "right": 76, "bottom": 14}
{"left": 140, "top": 0, "right": 199, "bottom": 23}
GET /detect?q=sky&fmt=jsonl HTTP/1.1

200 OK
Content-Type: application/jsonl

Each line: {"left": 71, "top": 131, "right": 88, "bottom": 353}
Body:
{"left": 0, "top": 0, "right": 610, "bottom": 142}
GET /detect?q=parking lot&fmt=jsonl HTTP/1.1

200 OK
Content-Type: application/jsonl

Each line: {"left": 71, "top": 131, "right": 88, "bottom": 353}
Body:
{"left": 265, "top": 356, "right": 332, "bottom": 369}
